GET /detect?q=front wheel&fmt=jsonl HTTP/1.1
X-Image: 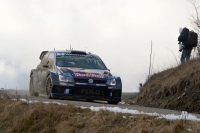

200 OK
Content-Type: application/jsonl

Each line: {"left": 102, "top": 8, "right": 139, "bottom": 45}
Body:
{"left": 46, "top": 76, "right": 53, "bottom": 99}
{"left": 29, "top": 77, "right": 39, "bottom": 97}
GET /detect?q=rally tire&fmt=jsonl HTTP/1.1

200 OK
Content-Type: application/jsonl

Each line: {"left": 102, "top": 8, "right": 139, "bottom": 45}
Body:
{"left": 46, "top": 76, "right": 53, "bottom": 99}
{"left": 29, "top": 77, "right": 39, "bottom": 97}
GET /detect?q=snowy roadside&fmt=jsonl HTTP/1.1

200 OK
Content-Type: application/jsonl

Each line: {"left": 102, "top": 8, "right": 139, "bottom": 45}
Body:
{"left": 18, "top": 98, "right": 200, "bottom": 122}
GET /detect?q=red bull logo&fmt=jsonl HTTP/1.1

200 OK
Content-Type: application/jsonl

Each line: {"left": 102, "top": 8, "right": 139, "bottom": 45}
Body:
{"left": 74, "top": 72, "right": 105, "bottom": 78}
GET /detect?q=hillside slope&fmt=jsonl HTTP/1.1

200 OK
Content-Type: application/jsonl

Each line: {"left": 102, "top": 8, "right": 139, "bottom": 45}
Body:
{"left": 135, "top": 59, "right": 200, "bottom": 114}
{"left": 2, "top": 99, "right": 200, "bottom": 133}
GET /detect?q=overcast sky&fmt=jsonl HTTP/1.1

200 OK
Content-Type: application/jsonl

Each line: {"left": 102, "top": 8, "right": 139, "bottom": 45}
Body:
{"left": 0, "top": 0, "right": 199, "bottom": 92}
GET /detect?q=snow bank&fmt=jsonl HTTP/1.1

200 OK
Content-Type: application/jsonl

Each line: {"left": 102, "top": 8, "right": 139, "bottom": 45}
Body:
{"left": 18, "top": 98, "right": 200, "bottom": 121}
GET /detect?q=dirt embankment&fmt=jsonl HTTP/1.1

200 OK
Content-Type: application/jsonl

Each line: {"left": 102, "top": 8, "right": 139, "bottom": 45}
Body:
{"left": 135, "top": 58, "right": 200, "bottom": 114}
{"left": 1, "top": 99, "right": 200, "bottom": 133}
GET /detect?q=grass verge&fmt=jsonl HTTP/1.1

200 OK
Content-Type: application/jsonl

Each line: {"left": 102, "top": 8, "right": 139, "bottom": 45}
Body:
{"left": 1, "top": 98, "right": 200, "bottom": 133}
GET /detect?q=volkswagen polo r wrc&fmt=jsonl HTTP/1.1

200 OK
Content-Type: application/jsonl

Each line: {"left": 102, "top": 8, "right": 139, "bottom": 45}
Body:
{"left": 29, "top": 50, "right": 122, "bottom": 104}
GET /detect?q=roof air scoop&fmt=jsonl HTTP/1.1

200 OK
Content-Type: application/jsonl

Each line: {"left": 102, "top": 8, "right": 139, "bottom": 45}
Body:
{"left": 69, "top": 50, "right": 87, "bottom": 55}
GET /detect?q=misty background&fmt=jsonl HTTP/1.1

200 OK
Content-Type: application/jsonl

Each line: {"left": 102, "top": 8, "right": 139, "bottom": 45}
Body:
{"left": 0, "top": 0, "right": 199, "bottom": 92}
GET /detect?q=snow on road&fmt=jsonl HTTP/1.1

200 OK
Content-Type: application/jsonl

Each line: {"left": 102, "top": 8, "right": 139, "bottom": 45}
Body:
{"left": 18, "top": 98, "right": 200, "bottom": 121}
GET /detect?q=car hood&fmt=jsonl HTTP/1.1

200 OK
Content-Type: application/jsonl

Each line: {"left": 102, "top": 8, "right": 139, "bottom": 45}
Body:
{"left": 58, "top": 67, "right": 111, "bottom": 79}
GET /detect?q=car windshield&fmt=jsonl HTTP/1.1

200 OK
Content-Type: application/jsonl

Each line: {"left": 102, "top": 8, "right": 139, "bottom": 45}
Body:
{"left": 56, "top": 53, "right": 107, "bottom": 70}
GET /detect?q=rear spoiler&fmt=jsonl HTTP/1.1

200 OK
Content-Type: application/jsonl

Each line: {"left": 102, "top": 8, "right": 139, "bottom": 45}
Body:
{"left": 39, "top": 51, "right": 48, "bottom": 60}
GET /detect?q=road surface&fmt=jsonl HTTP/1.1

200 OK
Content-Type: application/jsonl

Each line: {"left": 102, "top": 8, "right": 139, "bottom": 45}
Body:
{"left": 3, "top": 89, "right": 200, "bottom": 119}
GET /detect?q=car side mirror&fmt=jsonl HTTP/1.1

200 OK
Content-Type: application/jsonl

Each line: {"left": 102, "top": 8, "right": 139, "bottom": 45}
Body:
{"left": 107, "top": 69, "right": 110, "bottom": 72}
{"left": 43, "top": 65, "right": 49, "bottom": 68}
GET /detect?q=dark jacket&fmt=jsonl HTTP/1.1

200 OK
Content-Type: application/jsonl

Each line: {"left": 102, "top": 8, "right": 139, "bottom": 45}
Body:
{"left": 182, "top": 42, "right": 193, "bottom": 50}
{"left": 178, "top": 34, "right": 192, "bottom": 50}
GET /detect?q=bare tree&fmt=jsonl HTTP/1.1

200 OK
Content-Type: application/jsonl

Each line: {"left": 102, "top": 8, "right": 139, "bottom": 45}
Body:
{"left": 187, "top": 0, "right": 200, "bottom": 56}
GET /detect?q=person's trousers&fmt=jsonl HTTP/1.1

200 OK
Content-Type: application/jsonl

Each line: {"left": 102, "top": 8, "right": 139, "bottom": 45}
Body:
{"left": 181, "top": 49, "right": 192, "bottom": 63}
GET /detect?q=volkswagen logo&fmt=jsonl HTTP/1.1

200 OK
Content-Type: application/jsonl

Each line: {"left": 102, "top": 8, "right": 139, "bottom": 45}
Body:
{"left": 88, "top": 79, "right": 94, "bottom": 84}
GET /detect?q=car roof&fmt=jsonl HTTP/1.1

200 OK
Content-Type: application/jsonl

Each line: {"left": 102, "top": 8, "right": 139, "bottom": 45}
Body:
{"left": 39, "top": 50, "right": 99, "bottom": 60}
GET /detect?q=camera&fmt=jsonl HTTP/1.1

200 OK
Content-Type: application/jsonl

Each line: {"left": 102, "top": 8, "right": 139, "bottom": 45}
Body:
{"left": 179, "top": 43, "right": 184, "bottom": 52}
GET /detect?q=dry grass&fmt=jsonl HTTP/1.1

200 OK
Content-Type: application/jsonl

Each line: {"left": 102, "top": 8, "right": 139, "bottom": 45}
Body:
{"left": 135, "top": 58, "right": 200, "bottom": 113}
{"left": 0, "top": 98, "right": 200, "bottom": 133}
{"left": 123, "top": 98, "right": 135, "bottom": 105}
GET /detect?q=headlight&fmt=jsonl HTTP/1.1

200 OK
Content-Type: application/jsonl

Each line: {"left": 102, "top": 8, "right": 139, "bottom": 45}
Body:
{"left": 59, "top": 75, "right": 74, "bottom": 82}
{"left": 107, "top": 78, "right": 116, "bottom": 86}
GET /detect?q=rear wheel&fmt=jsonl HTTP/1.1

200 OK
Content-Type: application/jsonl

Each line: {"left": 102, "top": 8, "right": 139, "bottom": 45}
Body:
{"left": 29, "top": 77, "right": 39, "bottom": 97}
{"left": 107, "top": 101, "right": 119, "bottom": 105}
{"left": 46, "top": 76, "right": 53, "bottom": 99}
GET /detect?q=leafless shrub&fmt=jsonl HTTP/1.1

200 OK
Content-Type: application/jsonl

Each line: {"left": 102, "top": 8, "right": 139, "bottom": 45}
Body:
{"left": 187, "top": 0, "right": 200, "bottom": 56}
{"left": 0, "top": 88, "right": 30, "bottom": 102}
{"left": 0, "top": 88, "right": 10, "bottom": 100}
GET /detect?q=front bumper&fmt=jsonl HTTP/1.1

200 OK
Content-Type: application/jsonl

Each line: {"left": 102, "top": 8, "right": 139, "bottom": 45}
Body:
{"left": 51, "top": 83, "right": 122, "bottom": 102}
{"left": 51, "top": 93, "right": 121, "bottom": 102}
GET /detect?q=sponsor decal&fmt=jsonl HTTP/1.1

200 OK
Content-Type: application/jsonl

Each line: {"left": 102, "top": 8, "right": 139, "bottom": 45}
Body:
{"left": 81, "top": 89, "right": 101, "bottom": 95}
{"left": 60, "top": 82, "right": 67, "bottom": 85}
{"left": 76, "top": 83, "right": 87, "bottom": 85}
{"left": 74, "top": 72, "right": 105, "bottom": 78}
{"left": 71, "top": 69, "right": 91, "bottom": 73}
{"left": 84, "top": 70, "right": 91, "bottom": 73}
{"left": 65, "top": 53, "right": 86, "bottom": 57}
{"left": 56, "top": 53, "right": 66, "bottom": 56}
{"left": 96, "top": 84, "right": 106, "bottom": 86}
{"left": 60, "top": 82, "right": 74, "bottom": 86}
{"left": 56, "top": 52, "right": 86, "bottom": 57}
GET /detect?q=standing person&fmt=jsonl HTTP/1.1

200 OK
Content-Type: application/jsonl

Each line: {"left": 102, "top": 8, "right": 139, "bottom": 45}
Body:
{"left": 178, "top": 27, "right": 193, "bottom": 63}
